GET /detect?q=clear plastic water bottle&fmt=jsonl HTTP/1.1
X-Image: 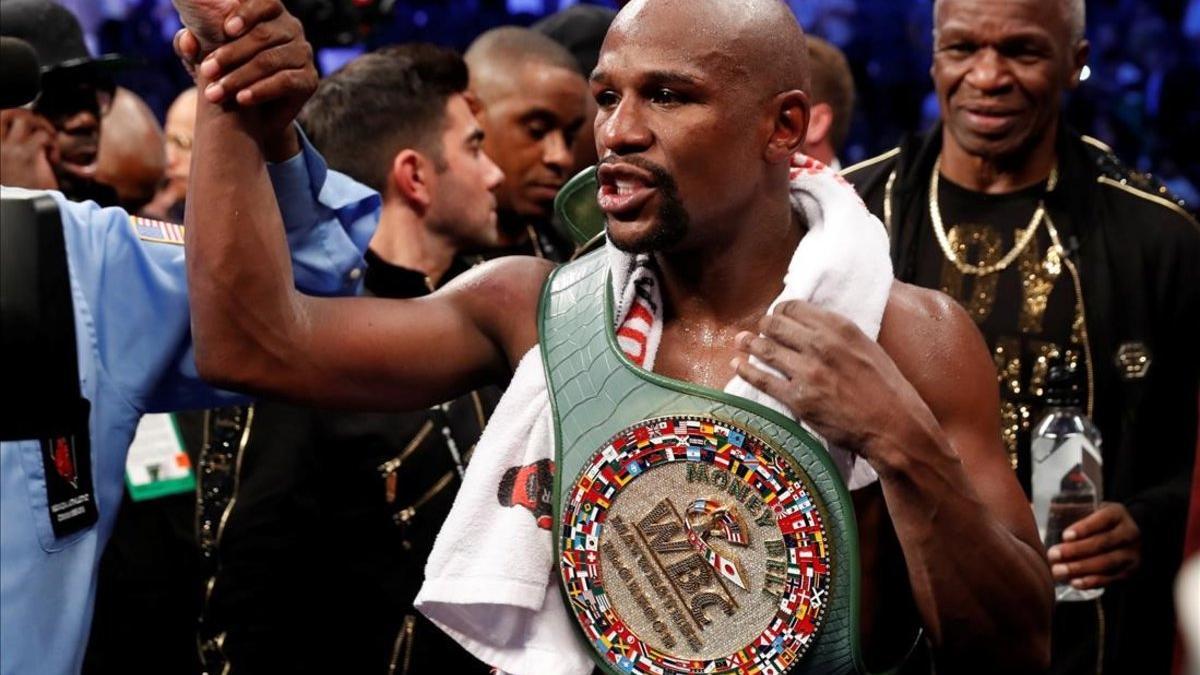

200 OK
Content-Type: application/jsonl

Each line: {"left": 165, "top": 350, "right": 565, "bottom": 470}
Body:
{"left": 1030, "top": 360, "right": 1104, "bottom": 602}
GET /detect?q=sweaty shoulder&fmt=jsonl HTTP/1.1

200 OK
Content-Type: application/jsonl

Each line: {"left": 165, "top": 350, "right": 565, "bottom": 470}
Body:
{"left": 444, "top": 255, "right": 556, "bottom": 369}
{"left": 877, "top": 282, "right": 999, "bottom": 427}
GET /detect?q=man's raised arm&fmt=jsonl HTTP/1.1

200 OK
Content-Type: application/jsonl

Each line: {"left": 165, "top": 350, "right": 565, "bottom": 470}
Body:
{"left": 175, "top": 0, "right": 548, "bottom": 411}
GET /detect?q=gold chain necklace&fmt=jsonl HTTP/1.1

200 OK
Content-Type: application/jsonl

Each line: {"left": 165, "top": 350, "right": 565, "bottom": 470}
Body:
{"left": 929, "top": 156, "right": 1058, "bottom": 276}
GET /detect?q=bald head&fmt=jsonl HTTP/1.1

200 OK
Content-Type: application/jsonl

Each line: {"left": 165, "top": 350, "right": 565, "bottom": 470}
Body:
{"left": 592, "top": 0, "right": 814, "bottom": 254}
{"left": 609, "top": 0, "right": 809, "bottom": 97}
{"left": 162, "top": 87, "right": 198, "bottom": 205}
{"left": 466, "top": 26, "right": 581, "bottom": 100}
{"left": 96, "top": 87, "right": 166, "bottom": 212}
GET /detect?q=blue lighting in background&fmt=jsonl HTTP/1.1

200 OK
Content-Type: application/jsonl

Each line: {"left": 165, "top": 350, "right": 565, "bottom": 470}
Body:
{"left": 61, "top": 0, "right": 1200, "bottom": 207}
{"left": 507, "top": 0, "right": 548, "bottom": 14}
{"left": 317, "top": 45, "right": 368, "bottom": 76}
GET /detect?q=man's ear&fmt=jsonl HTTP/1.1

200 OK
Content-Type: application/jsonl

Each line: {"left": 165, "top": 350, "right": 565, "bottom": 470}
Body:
{"left": 804, "top": 103, "right": 833, "bottom": 151}
{"left": 391, "top": 149, "right": 433, "bottom": 213}
{"left": 1067, "top": 39, "right": 1090, "bottom": 90}
{"left": 765, "top": 89, "right": 809, "bottom": 164}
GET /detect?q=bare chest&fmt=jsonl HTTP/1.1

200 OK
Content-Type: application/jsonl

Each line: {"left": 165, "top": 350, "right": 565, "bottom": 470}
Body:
{"left": 652, "top": 320, "right": 751, "bottom": 390}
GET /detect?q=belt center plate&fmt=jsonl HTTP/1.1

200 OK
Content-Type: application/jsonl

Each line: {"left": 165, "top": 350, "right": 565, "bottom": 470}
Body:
{"left": 560, "top": 415, "right": 833, "bottom": 674}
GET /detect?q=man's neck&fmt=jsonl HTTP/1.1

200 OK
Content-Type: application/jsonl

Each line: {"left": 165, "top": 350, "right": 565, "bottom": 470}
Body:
{"left": 371, "top": 201, "right": 457, "bottom": 287}
{"left": 939, "top": 126, "right": 1058, "bottom": 194}
{"left": 655, "top": 190, "right": 803, "bottom": 325}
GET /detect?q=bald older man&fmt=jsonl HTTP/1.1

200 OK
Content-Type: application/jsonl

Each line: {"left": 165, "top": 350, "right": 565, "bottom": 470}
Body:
{"left": 144, "top": 87, "right": 197, "bottom": 220}
{"left": 844, "top": 1, "right": 1200, "bottom": 673}
{"left": 180, "top": 0, "right": 1052, "bottom": 673}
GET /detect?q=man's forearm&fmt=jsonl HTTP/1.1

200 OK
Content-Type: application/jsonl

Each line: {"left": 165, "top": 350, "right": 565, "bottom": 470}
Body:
{"left": 872, "top": 422, "right": 1053, "bottom": 672}
{"left": 186, "top": 73, "right": 301, "bottom": 390}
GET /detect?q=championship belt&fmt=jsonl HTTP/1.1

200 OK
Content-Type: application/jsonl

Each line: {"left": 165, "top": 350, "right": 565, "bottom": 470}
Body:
{"left": 539, "top": 251, "right": 867, "bottom": 675}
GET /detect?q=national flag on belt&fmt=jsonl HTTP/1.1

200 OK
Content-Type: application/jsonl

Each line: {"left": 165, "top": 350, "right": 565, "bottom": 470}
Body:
{"left": 131, "top": 216, "right": 185, "bottom": 245}
{"left": 714, "top": 450, "right": 731, "bottom": 469}
{"left": 577, "top": 604, "right": 598, "bottom": 625}
{"left": 635, "top": 655, "right": 663, "bottom": 674}
{"left": 599, "top": 464, "right": 618, "bottom": 483}
{"left": 780, "top": 514, "right": 822, "bottom": 536}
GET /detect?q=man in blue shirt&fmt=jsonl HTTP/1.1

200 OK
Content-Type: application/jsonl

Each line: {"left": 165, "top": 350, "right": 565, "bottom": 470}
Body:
{"left": 0, "top": 3, "right": 380, "bottom": 672}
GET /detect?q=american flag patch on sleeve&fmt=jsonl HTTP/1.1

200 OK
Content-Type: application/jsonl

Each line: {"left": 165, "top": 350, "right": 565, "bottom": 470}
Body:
{"left": 131, "top": 216, "right": 186, "bottom": 245}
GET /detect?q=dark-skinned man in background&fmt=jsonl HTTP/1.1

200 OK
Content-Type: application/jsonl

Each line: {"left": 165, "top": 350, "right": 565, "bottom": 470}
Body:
{"left": 464, "top": 26, "right": 588, "bottom": 261}
{"left": 0, "top": 0, "right": 127, "bottom": 205}
{"left": 843, "top": 0, "right": 1200, "bottom": 673}
{"left": 533, "top": 5, "right": 618, "bottom": 175}
{"left": 178, "top": 0, "right": 1052, "bottom": 673}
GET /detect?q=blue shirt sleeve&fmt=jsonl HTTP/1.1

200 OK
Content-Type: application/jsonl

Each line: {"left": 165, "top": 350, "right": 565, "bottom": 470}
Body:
{"left": 45, "top": 130, "right": 383, "bottom": 414}
{"left": 268, "top": 126, "right": 381, "bottom": 296}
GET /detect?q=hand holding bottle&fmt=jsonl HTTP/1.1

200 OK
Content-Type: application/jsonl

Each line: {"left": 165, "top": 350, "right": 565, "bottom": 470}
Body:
{"left": 1047, "top": 501, "right": 1141, "bottom": 592}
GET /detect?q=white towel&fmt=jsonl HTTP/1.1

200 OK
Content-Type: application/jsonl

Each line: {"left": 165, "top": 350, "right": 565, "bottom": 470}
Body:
{"left": 416, "top": 154, "right": 893, "bottom": 675}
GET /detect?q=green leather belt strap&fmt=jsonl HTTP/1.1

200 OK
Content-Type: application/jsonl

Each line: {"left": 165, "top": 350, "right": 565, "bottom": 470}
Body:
{"left": 538, "top": 250, "right": 869, "bottom": 675}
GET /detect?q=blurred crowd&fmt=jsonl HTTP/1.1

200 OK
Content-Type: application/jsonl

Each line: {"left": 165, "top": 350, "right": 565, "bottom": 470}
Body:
{"left": 59, "top": 0, "right": 1200, "bottom": 211}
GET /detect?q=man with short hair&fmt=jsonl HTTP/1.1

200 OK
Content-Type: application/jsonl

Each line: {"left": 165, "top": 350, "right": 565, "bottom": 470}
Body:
{"left": 802, "top": 35, "right": 855, "bottom": 169}
{"left": 843, "top": 0, "right": 1200, "bottom": 672}
{"left": 300, "top": 44, "right": 503, "bottom": 283}
{"left": 464, "top": 26, "right": 588, "bottom": 260}
{"left": 533, "top": 5, "right": 617, "bottom": 174}
{"left": 187, "top": 44, "right": 501, "bottom": 675}
{"left": 182, "top": 0, "right": 1052, "bottom": 673}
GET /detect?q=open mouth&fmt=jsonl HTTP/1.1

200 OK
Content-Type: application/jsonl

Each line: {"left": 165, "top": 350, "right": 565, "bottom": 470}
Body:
{"left": 596, "top": 162, "right": 658, "bottom": 219}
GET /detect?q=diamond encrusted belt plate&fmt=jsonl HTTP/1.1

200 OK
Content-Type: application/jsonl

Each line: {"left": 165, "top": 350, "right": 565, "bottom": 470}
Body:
{"left": 560, "top": 415, "right": 833, "bottom": 674}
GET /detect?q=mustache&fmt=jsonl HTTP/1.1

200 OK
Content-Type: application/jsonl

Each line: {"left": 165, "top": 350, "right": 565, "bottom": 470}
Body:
{"left": 597, "top": 154, "right": 677, "bottom": 189}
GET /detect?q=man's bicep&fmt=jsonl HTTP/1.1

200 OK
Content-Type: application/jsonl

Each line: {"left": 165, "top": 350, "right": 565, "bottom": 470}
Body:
{"left": 886, "top": 285, "right": 1040, "bottom": 547}
{"left": 925, "top": 309, "right": 1042, "bottom": 549}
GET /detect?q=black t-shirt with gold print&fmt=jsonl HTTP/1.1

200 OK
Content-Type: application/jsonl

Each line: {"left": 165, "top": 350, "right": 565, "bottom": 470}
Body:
{"left": 913, "top": 175, "right": 1085, "bottom": 492}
